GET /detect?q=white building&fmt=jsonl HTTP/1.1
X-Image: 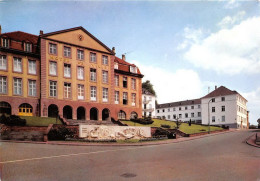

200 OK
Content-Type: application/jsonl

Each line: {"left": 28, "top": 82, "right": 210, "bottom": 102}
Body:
{"left": 201, "top": 86, "right": 248, "bottom": 129}
{"left": 142, "top": 89, "right": 156, "bottom": 118}
{"left": 156, "top": 99, "right": 202, "bottom": 123}
{"left": 156, "top": 86, "right": 249, "bottom": 129}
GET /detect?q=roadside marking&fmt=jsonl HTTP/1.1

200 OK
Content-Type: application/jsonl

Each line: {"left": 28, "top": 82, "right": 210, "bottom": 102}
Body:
{"left": 0, "top": 145, "right": 160, "bottom": 164}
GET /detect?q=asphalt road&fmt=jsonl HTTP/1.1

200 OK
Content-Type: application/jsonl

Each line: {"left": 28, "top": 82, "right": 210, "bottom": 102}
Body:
{"left": 1, "top": 130, "right": 259, "bottom": 181}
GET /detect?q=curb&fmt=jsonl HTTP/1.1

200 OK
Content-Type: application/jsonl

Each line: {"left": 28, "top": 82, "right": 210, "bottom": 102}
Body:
{"left": 0, "top": 129, "right": 236, "bottom": 147}
{"left": 246, "top": 133, "right": 260, "bottom": 148}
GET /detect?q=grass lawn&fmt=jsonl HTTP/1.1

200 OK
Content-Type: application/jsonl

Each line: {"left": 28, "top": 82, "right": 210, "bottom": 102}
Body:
{"left": 20, "top": 116, "right": 62, "bottom": 126}
{"left": 121, "top": 119, "right": 223, "bottom": 134}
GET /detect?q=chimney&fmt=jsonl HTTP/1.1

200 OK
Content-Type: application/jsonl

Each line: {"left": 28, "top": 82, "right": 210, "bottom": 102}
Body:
{"left": 40, "top": 30, "right": 43, "bottom": 35}
{"left": 112, "top": 47, "right": 116, "bottom": 54}
{"left": 122, "top": 54, "right": 125, "bottom": 61}
{"left": 0, "top": 25, "right": 1, "bottom": 35}
{"left": 215, "top": 85, "right": 217, "bottom": 90}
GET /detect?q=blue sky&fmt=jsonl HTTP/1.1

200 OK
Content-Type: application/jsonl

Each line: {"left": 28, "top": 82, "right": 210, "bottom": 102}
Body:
{"left": 1, "top": 0, "right": 260, "bottom": 125}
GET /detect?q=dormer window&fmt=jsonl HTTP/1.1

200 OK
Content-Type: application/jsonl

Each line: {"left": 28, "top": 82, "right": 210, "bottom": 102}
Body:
{"left": 130, "top": 66, "right": 137, "bottom": 73}
{"left": 25, "top": 43, "right": 32, "bottom": 52}
{"left": 2, "top": 38, "right": 9, "bottom": 48}
{"left": 114, "top": 62, "right": 118, "bottom": 69}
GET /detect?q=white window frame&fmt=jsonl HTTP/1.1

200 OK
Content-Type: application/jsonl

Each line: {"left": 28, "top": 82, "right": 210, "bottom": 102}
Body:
{"left": 102, "top": 55, "right": 108, "bottom": 65}
{"left": 49, "top": 61, "right": 57, "bottom": 76}
{"left": 0, "top": 76, "right": 7, "bottom": 94}
{"left": 13, "top": 57, "right": 22, "bottom": 72}
{"left": 132, "top": 93, "right": 136, "bottom": 106}
{"left": 78, "top": 84, "right": 84, "bottom": 100}
{"left": 90, "top": 86, "right": 97, "bottom": 101}
{"left": 131, "top": 78, "right": 136, "bottom": 90}
{"left": 0, "top": 55, "right": 7, "bottom": 70}
{"left": 77, "top": 66, "right": 84, "bottom": 80}
{"left": 28, "top": 60, "right": 36, "bottom": 74}
{"left": 130, "top": 66, "right": 137, "bottom": 73}
{"left": 49, "top": 81, "right": 57, "bottom": 97}
{"left": 115, "top": 75, "right": 119, "bottom": 86}
{"left": 64, "top": 46, "right": 71, "bottom": 57}
{"left": 90, "top": 53, "right": 96, "bottom": 62}
{"left": 64, "top": 64, "right": 71, "bottom": 78}
{"left": 49, "top": 43, "right": 57, "bottom": 54}
{"left": 123, "top": 92, "right": 128, "bottom": 105}
{"left": 64, "top": 83, "right": 71, "bottom": 99}
{"left": 25, "top": 43, "right": 32, "bottom": 52}
{"left": 90, "top": 68, "right": 96, "bottom": 82}
{"left": 2, "top": 38, "right": 9, "bottom": 48}
{"left": 28, "top": 80, "right": 36, "bottom": 96}
{"left": 102, "top": 71, "right": 108, "bottom": 83}
{"left": 102, "top": 88, "right": 108, "bottom": 102}
{"left": 115, "top": 91, "right": 119, "bottom": 104}
{"left": 222, "top": 116, "right": 225, "bottom": 122}
{"left": 212, "top": 116, "right": 215, "bottom": 122}
{"left": 13, "top": 78, "right": 22, "bottom": 95}
{"left": 114, "top": 63, "right": 118, "bottom": 69}
{"left": 77, "top": 49, "right": 84, "bottom": 60}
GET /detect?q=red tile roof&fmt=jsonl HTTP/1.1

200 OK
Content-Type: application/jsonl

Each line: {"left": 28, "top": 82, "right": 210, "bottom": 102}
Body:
{"left": 157, "top": 98, "right": 201, "bottom": 109}
{"left": 114, "top": 56, "right": 142, "bottom": 75}
{"left": 1, "top": 31, "right": 39, "bottom": 44}
{"left": 203, "top": 86, "right": 238, "bottom": 99}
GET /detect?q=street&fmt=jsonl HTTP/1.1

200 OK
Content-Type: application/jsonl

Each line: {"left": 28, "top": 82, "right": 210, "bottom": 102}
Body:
{"left": 1, "top": 130, "right": 259, "bottom": 181}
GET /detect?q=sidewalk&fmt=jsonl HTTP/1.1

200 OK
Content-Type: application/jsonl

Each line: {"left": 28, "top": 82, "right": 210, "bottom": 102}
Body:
{"left": 1, "top": 129, "right": 237, "bottom": 147}
{"left": 246, "top": 133, "right": 260, "bottom": 148}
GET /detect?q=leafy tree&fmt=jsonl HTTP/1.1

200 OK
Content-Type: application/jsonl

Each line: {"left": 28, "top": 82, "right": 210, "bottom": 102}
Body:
{"left": 142, "top": 80, "right": 156, "bottom": 96}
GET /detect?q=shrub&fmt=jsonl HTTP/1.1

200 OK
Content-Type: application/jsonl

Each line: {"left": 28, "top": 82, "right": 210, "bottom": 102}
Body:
{"left": 0, "top": 114, "right": 26, "bottom": 126}
{"left": 48, "top": 126, "right": 76, "bottom": 140}
{"left": 130, "top": 117, "right": 154, "bottom": 125}
{"left": 161, "top": 124, "right": 170, "bottom": 128}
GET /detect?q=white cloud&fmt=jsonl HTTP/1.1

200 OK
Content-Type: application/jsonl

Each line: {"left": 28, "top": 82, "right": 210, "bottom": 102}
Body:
{"left": 184, "top": 16, "right": 260, "bottom": 75}
{"left": 242, "top": 87, "right": 260, "bottom": 125}
{"left": 133, "top": 61, "right": 205, "bottom": 103}
{"left": 224, "top": 0, "right": 240, "bottom": 9}
{"left": 218, "top": 11, "right": 245, "bottom": 29}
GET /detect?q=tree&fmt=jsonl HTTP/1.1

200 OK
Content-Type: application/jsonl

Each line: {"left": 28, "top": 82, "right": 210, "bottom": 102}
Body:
{"left": 174, "top": 117, "right": 182, "bottom": 129}
{"left": 142, "top": 80, "right": 156, "bottom": 96}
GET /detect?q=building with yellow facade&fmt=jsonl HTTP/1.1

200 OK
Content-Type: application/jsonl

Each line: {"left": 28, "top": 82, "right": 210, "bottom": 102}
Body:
{"left": 0, "top": 26, "right": 143, "bottom": 122}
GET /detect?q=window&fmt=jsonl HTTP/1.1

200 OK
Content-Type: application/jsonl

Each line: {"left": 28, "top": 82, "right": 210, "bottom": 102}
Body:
{"left": 13, "top": 78, "right": 22, "bottom": 95}
{"left": 90, "top": 68, "right": 96, "bottom": 81}
{"left": 179, "top": 107, "right": 181, "bottom": 111}
{"left": 64, "top": 46, "right": 71, "bottom": 57}
{"left": 49, "top": 61, "right": 57, "bottom": 76}
{"left": 115, "top": 91, "right": 119, "bottom": 104}
{"left": 49, "top": 81, "right": 57, "bottom": 97}
{"left": 222, "top": 106, "right": 225, "bottom": 112}
{"left": 198, "top": 112, "right": 201, "bottom": 117}
{"left": 168, "top": 115, "right": 170, "bottom": 119}
{"left": 0, "top": 76, "right": 7, "bottom": 94}
{"left": 198, "top": 105, "right": 201, "bottom": 108}
{"left": 123, "top": 92, "right": 128, "bottom": 105}
{"left": 123, "top": 77, "right": 127, "bottom": 88}
{"left": 78, "top": 84, "right": 84, "bottom": 100}
{"left": 130, "top": 66, "right": 137, "bottom": 73}
{"left": 179, "top": 114, "right": 182, "bottom": 118}
{"left": 28, "top": 60, "right": 36, "bottom": 74}
{"left": 115, "top": 75, "right": 119, "bottom": 86}
{"left": 90, "top": 86, "right": 97, "bottom": 101}
{"left": 25, "top": 43, "right": 32, "bottom": 52}
{"left": 222, "top": 116, "right": 225, "bottom": 122}
{"left": 212, "top": 116, "right": 215, "bottom": 123}
{"left": 102, "top": 88, "right": 108, "bottom": 102}
{"left": 102, "top": 71, "right": 108, "bottom": 83}
{"left": 191, "top": 113, "right": 194, "bottom": 117}
{"left": 77, "top": 66, "right": 84, "bottom": 80}
{"left": 221, "top": 97, "right": 225, "bottom": 101}
{"left": 13, "top": 57, "right": 22, "bottom": 72}
{"left": 212, "top": 98, "right": 215, "bottom": 102}
{"left": 49, "top": 43, "right": 57, "bottom": 54}
{"left": 168, "top": 108, "right": 170, "bottom": 112}
{"left": 185, "top": 106, "right": 188, "bottom": 110}
{"left": 0, "top": 55, "right": 7, "bottom": 70}
{"left": 131, "top": 78, "right": 136, "bottom": 90}
{"left": 173, "top": 114, "right": 176, "bottom": 119}
{"left": 64, "top": 83, "right": 71, "bottom": 98}
{"left": 157, "top": 110, "right": 159, "bottom": 113}
{"left": 185, "top": 113, "right": 188, "bottom": 118}
{"left": 114, "top": 63, "right": 118, "bottom": 69}
{"left": 2, "top": 38, "right": 9, "bottom": 48}
{"left": 64, "top": 64, "right": 71, "bottom": 78}
{"left": 212, "top": 107, "right": 215, "bottom": 112}
{"left": 149, "top": 104, "right": 152, "bottom": 109}
{"left": 28, "top": 80, "right": 36, "bottom": 96}
{"left": 173, "top": 108, "right": 176, "bottom": 111}
{"left": 90, "top": 53, "right": 96, "bottom": 62}
{"left": 163, "top": 109, "right": 165, "bottom": 112}
{"left": 77, "top": 49, "right": 84, "bottom": 60}
{"left": 132, "top": 93, "right": 136, "bottom": 106}
{"left": 102, "top": 55, "right": 108, "bottom": 65}
{"left": 191, "top": 106, "right": 194, "bottom": 109}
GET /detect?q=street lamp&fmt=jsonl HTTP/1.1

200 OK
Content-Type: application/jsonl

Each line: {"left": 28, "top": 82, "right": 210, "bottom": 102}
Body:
{"left": 208, "top": 98, "right": 214, "bottom": 134}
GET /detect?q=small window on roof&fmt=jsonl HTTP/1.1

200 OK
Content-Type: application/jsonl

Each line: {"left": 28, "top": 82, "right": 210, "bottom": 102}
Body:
{"left": 130, "top": 66, "right": 137, "bottom": 73}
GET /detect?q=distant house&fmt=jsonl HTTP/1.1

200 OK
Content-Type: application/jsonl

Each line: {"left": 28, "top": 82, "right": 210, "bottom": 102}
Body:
{"left": 156, "top": 86, "right": 249, "bottom": 129}
{"left": 142, "top": 89, "right": 156, "bottom": 118}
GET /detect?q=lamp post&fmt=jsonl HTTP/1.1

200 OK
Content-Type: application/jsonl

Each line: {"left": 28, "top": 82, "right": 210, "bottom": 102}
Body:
{"left": 208, "top": 98, "right": 213, "bottom": 134}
